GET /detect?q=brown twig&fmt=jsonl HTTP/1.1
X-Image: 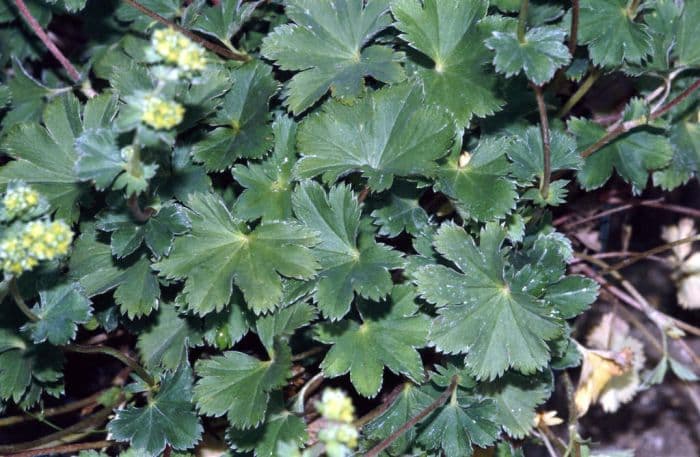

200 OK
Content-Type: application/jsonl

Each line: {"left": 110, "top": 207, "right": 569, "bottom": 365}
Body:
{"left": 0, "top": 407, "right": 114, "bottom": 454}
{"left": 121, "top": 0, "right": 250, "bottom": 61}
{"left": 365, "top": 376, "right": 459, "bottom": 457}
{"left": 556, "top": 198, "right": 700, "bottom": 229}
{"left": 354, "top": 382, "right": 406, "bottom": 429}
{"left": 532, "top": 83, "right": 552, "bottom": 199}
{"left": 0, "top": 390, "right": 106, "bottom": 428}
{"left": 604, "top": 234, "right": 700, "bottom": 273}
{"left": 580, "top": 79, "right": 700, "bottom": 158}
{"left": 127, "top": 194, "right": 155, "bottom": 222}
{"left": 568, "top": 0, "right": 579, "bottom": 55}
{"left": 4, "top": 440, "right": 116, "bottom": 457}
{"left": 12, "top": 0, "right": 82, "bottom": 82}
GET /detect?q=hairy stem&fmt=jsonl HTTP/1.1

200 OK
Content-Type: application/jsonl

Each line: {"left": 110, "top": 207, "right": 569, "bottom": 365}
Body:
{"left": 517, "top": 0, "right": 530, "bottom": 43}
{"left": 121, "top": 0, "right": 250, "bottom": 61}
{"left": 12, "top": 0, "right": 82, "bottom": 82}
{"left": 532, "top": 84, "right": 552, "bottom": 200}
{"left": 568, "top": 0, "right": 579, "bottom": 55}
{"left": 580, "top": 79, "right": 700, "bottom": 158}
{"left": 10, "top": 278, "right": 39, "bottom": 322}
{"left": 65, "top": 344, "right": 156, "bottom": 387}
{"left": 127, "top": 194, "right": 155, "bottom": 222}
{"left": 557, "top": 69, "right": 600, "bottom": 118}
{"left": 365, "top": 376, "right": 459, "bottom": 457}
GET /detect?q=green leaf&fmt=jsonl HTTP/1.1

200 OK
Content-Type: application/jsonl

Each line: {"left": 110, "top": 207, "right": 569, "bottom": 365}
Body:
{"left": 479, "top": 371, "right": 552, "bottom": 438}
{"left": 292, "top": 181, "right": 403, "bottom": 319}
{"left": 154, "top": 192, "right": 319, "bottom": 315}
{"left": 676, "top": 0, "right": 700, "bottom": 67}
{"left": 522, "top": 179, "right": 570, "bottom": 207}
{"left": 75, "top": 129, "right": 126, "bottom": 190}
{"left": 0, "top": 60, "right": 51, "bottom": 135}
{"left": 227, "top": 401, "right": 307, "bottom": 457}
{"left": 113, "top": 257, "right": 161, "bottom": 318}
{"left": 669, "top": 357, "right": 699, "bottom": 382}
{"left": 295, "top": 82, "right": 455, "bottom": 191}
{"left": 486, "top": 26, "right": 571, "bottom": 86}
{"left": 370, "top": 181, "right": 430, "bottom": 237}
{"left": 315, "top": 285, "right": 428, "bottom": 397}
{"left": 192, "top": 62, "right": 278, "bottom": 172}
{"left": 508, "top": 127, "right": 582, "bottom": 183}
{"left": 0, "top": 93, "right": 85, "bottom": 222}
{"left": 570, "top": 117, "right": 673, "bottom": 194}
{"left": 108, "top": 364, "right": 203, "bottom": 456}
{"left": 391, "top": 0, "right": 501, "bottom": 125}
{"left": 544, "top": 275, "right": 598, "bottom": 319}
{"left": 232, "top": 116, "right": 297, "bottom": 221}
{"left": 69, "top": 225, "right": 160, "bottom": 319}
{"left": 414, "top": 223, "right": 563, "bottom": 380}
{"left": 363, "top": 382, "right": 434, "bottom": 455}
{"left": 416, "top": 391, "right": 500, "bottom": 457}
{"left": 256, "top": 301, "right": 317, "bottom": 352}
{"left": 137, "top": 305, "right": 203, "bottom": 372}
{"left": 0, "top": 84, "right": 10, "bottom": 108}
{"left": 96, "top": 203, "right": 190, "bottom": 259}
{"left": 22, "top": 282, "right": 92, "bottom": 345}
{"left": 261, "top": 0, "right": 405, "bottom": 114}
{"left": 653, "top": 120, "right": 700, "bottom": 190}
{"left": 578, "top": 0, "right": 651, "bottom": 67}
{"left": 435, "top": 137, "right": 517, "bottom": 222}
{"left": 193, "top": 342, "right": 291, "bottom": 428}
{"left": 0, "top": 329, "right": 63, "bottom": 403}
{"left": 192, "top": 0, "right": 260, "bottom": 44}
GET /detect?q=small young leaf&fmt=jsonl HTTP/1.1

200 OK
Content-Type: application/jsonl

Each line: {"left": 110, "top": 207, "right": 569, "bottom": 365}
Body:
{"left": 193, "top": 343, "right": 291, "bottom": 428}
{"left": 192, "top": 0, "right": 260, "bottom": 44}
{"left": 486, "top": 26, "right": 571, "bottom": 86}
{"left": 370, "top": 181, "right": 430, "bottom": 237}
{"left": 192, "top": 62, "right": 278, "bottom": 171}
{"left": 108, "top": 364, "right": 203, "bottom": 456}
{"left": 232, "top": 115, "right": 298, "bottom": 221}
{"left": 22, "top": 282, "right": 92, "bottom": 345}
{"left": 435, "top": 137, "right": 517, "bottom": 221}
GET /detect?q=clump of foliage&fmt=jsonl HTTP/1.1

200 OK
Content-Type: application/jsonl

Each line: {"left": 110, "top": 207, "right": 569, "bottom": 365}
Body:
{"left": 0, "top": 0, "right": 699, "bottom": 456}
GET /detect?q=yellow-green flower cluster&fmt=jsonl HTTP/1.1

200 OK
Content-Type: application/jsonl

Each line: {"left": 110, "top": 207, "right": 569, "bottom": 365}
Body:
{"left": 0, "top": 220, "right": 73, "bottom": 275}
{"left": 2, "top": 184, "right": 40, "bottom": 219}
{"left": 142, "top": 96, "right": 185, "bottom": 130}
{"left": 316, "top": 389, "right": 358, "bottom": 457}
{"left": 152, "top": 28, "right": 207, "bottom": 72}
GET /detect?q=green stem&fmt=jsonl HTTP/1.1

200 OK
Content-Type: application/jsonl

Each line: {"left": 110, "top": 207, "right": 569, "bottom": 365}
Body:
{"left": 557, "top": 69, "right": 600, "bottom": 118}
{"left": 10, "top": 278, "right": 39, "bottom": 322}
{"left": 517, "top": 0, "right": 530, "bottom": 43}
{"left": 532, "top": 84, "right": 552, "bottom": 200}
{"left": 65, "top": 344, "right": 156, "bottom": 387}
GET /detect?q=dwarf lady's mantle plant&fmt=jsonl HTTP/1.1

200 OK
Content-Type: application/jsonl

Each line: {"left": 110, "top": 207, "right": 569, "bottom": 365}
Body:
{"left": 0, "top": 0, "right": 699, "bottom": 456}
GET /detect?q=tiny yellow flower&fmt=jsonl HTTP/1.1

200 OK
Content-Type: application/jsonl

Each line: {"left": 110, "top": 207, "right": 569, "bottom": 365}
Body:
{"left": 152, "top": 28, "right": 207, "bottom": 72}
{"left": 317, "top": 389, "right": 355, "bottom": 424}
{"left": 2, "top": 184, "right": 41, "bottom": 219}
{"left": 142, "top": 96, "right": 185, "bottom": 130}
